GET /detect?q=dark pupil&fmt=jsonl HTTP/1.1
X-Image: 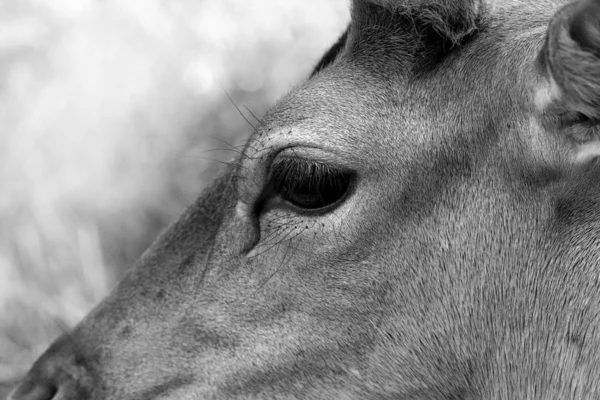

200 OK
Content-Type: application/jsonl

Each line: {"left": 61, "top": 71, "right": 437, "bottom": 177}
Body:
{"left": 279, "top": 163, "right": 351, "bottom": 210}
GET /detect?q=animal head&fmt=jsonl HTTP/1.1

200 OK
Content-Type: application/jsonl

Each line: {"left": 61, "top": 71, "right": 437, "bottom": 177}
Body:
{"left": 9, "top": 0, "right": 600, "bottom": 398}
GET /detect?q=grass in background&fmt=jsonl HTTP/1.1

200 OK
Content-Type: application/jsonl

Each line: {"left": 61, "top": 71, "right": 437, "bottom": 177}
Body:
{"left": 0, "top": 0, "right": 348, "bottom": 386}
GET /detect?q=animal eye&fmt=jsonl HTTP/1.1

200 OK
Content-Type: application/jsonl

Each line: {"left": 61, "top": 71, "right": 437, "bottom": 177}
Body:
{"left": 270, "top": 157, "right": 353, "bottom": 211}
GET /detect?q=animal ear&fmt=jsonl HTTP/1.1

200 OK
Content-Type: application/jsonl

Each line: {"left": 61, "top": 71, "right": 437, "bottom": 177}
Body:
{"left": 537, "top": 0, "right": 600, "bottom": 163}
{"left": 538, "top": 0, "right": 600, "bottom": 118}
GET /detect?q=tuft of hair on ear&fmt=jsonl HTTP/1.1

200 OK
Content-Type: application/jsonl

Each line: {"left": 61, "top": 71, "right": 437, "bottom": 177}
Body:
{"left": 543, "top": 0, "right": 600, "bottom": 119}
{"left": 367, "top": 0, "right": 485, "bottom": 47}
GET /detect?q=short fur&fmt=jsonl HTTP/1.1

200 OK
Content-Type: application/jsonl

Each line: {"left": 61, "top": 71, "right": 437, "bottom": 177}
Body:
{"left": 11, "top": 1, "right": 600, "bottom": 399}
{"left": 349, "top": 0, "right": 486, "bottom": 73}
{"left": 367, "top": 0, "right": 485, "bottom": 45}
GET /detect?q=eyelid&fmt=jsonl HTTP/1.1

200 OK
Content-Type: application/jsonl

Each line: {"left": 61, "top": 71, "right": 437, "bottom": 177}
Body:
{"left": 268, "top": 152, "right": 355, "bottom": 194}
{"left": 269, "top": 156, "right": 339, "bottom": 181}
{"left": 269, "top": 146, "right": 349, "bottom": 170}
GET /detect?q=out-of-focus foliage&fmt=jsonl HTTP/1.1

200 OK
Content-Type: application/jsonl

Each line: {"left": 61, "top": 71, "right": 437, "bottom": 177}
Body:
{"left": 0, "top": 0, "right": 348, "bottom": 383}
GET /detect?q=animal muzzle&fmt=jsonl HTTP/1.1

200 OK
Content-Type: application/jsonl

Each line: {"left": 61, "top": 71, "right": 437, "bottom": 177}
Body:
{"left": 8, "top": 334, "right": 97, "bottom": 400}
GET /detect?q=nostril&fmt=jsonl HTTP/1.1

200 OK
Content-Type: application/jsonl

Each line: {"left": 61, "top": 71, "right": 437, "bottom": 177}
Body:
{"left": 7, "top": 378, "right": 58, "bottom": 400}
{"left": 7, "top": 334, "right": 97, "bottom": 400}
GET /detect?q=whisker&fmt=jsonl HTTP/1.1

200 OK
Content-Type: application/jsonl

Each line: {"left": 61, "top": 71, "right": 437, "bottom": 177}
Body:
{"left": 208, "top": 135, "right": 250, "bottom": 152}
{"left": 243, "top": 106, "right": 262, "bottom": 125}
{"left": 222, "top": 88, "right": 259, "bottom": 134}
{"left": 237, "top": 227, "right": 306, "bottom": 304}
{"left": 179, "top": 155, "right": 250, "bottom": 171}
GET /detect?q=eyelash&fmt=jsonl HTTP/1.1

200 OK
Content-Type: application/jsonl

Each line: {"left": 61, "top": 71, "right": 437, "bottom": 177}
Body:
{"left": 270, "top": 157, "right": 338, "bottom": 189}
{"left": 267, "top": 157, "right": 353, "bottom": 211}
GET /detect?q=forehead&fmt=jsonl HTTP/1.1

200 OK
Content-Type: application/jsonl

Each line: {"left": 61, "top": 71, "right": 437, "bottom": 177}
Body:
{"left": 249, "top": 1, "right": 563, "bottom": 167}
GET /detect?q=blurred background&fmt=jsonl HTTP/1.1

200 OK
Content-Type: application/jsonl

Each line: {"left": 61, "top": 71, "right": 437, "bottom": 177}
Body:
{"left": 0, "top": 0, "right": 348, "bottom": 392}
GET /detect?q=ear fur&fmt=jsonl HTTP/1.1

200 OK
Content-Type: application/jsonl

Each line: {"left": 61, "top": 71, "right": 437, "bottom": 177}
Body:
{"left": 367, "top": 0, "right": 484, "bottom": 47}
{"left": 542, "top": 0, "right": 600, "bottom": 119}
{"left": 350, "top": 0, "right": 485, "bottom": 72}
{"left": 353, "top": 0, "right": 484, "bottom": 46}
